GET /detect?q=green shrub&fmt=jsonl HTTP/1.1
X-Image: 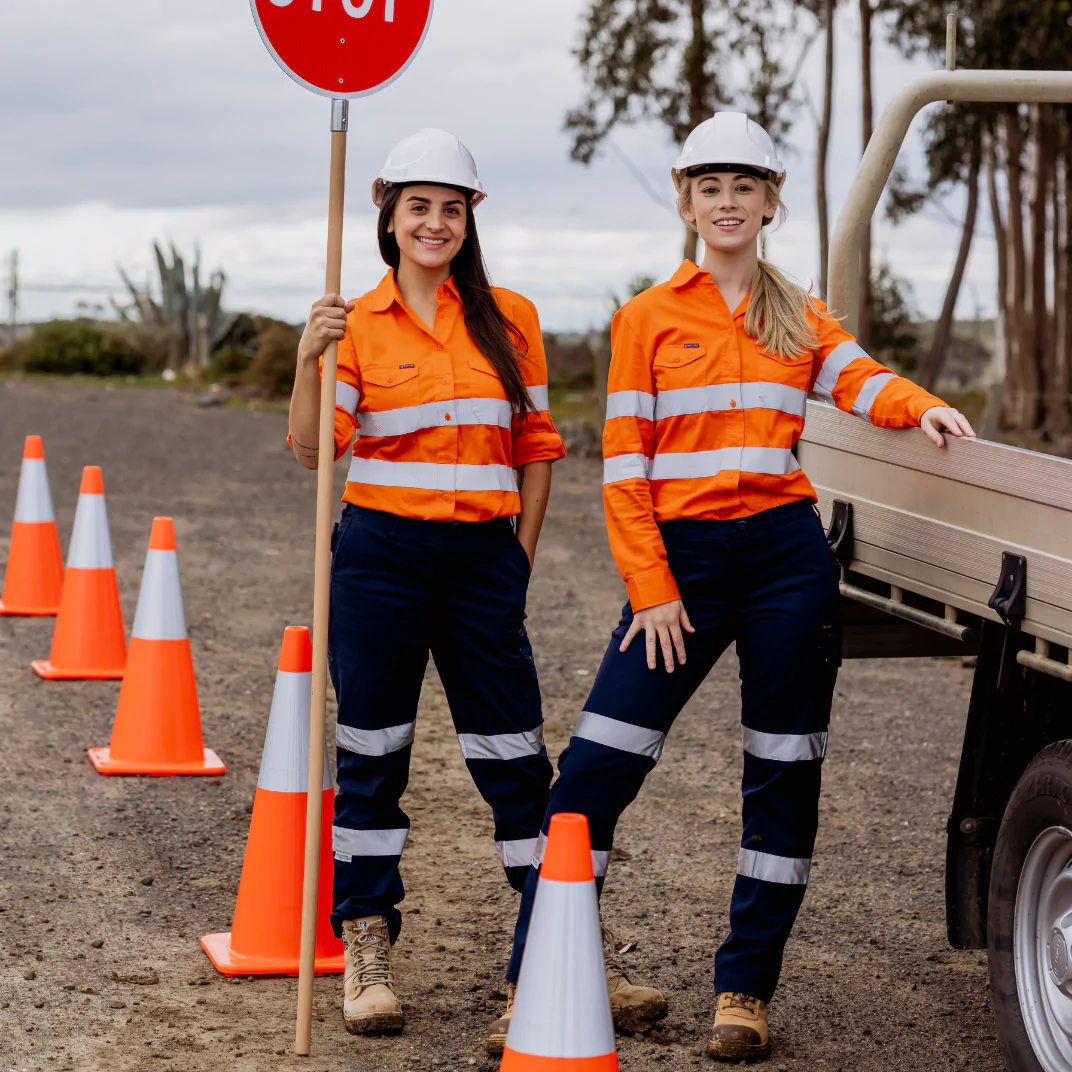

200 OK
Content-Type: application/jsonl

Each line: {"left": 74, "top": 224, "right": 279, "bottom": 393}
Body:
{"left": 208, "top": 344, "right": 254, "bottom": 384}
{"left": 245, "top": 322, "right": 300, "bottom": 398}
{"left": 21, "top": 320, "right": 145, "bottom": 377}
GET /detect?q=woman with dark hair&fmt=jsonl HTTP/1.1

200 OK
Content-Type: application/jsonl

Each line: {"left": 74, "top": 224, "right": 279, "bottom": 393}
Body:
{"left": 287, "top": 129, "right": 566, "bottom": 1036}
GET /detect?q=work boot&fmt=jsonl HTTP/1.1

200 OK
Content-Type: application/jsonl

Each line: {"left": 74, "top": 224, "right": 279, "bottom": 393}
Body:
{"left": 485, "top": 982, "right": 516, "bottom": 1056}
{"left": 602, "top": 923, "right": 669, "bottom": 1033}
{"left": 341, "top": 916, "right": 404, "bottom": 1035}
{"left": 706, "top": 991, "right": 770, "bottom": 1061}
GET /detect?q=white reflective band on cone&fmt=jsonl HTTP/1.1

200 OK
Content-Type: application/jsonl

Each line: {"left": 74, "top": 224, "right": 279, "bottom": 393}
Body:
{"left": 332, "top": 826, "right": 409, "bottom": 861}
{"left": 258, "top": 669, "right": 332, "bottom": 793}
{"left": 66, "top": 493, "right": 114, "bottom": 570}
{"left": 737, "top": 847, "right": 811, "bottom": 885}
{"left": 337, "top": 721, "right": 416, "bottom": 756}
{"left": 507, "top": 878, "right": 616, "bottom": 1058}
{"left": 606, "top": 391, "right": 656, "bottom": 422}
{"left": 742, "top": 727, "right": 828, "bottom": 762}
{"left": 572, "top": 711, "right": 666, "bottom": 761}
{"left": 458, "top": 727, "right": 544, "bottom": 761}
{"left": 496, "top": 837, "right": 539, "bottom": 868}
{"left": 336, "top": 381, "right": 361, "bottom": 416}
{"left": 131, "top": 549, "right": 187, "bottom": 641}
{"left": 532, "top": 832, "right": 611, "bottom": 877}
{"left": 347, "top": 456, "right": 519, "bottom": 493}
{"left": 13, "top": 458, "right": 55, "bottom": 523}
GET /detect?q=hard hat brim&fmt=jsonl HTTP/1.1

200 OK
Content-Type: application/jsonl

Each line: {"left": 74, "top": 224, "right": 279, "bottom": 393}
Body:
{"left": 372, "top": 178, "right": 486, "bottom": 209}
{"left": 673, "top": 163, "right": 786, "bottom": 189}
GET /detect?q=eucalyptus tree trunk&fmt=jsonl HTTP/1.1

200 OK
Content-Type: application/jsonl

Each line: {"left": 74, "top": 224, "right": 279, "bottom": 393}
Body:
{"left": 682, "top": 0, "right": 708, "bottom": 264}
{"left": 857, "top": 0, "right": 873, "bottom": 348}
{"left": 1002, "top": 110, "right": 1031, "bottom": 430}
{"left": 816, "top": 0, "right": 834, "bottom": 301}
{"left": 1027, "top": 104, "right": 1050, "bottom": 430}
{"left": 983, "top": 127, "right": 1009, "bottom": 440}
{"left": 1048, "top": 120, "right": 1071, "bottom": 435}
{"left": 920, "top": 132, "right": 981, "bottom": 393}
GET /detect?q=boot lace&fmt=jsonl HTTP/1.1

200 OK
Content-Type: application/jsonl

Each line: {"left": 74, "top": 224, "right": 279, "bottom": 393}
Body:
{"left": 723, "top": 992, "right": 759, "bottom": 1014}
{"left": 601, "top": 922, "right": 633, "bottom": 983}
{"left": 344, "top": 922, "right": 395, "bottom": 990}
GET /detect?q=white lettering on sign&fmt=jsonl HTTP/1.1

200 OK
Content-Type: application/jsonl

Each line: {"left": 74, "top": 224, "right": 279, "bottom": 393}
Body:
{"left": 266, "top": 0, "right": 395, "bottom": 19}
{"left": 268, "top": 0, "right": 295, "bottom": 6}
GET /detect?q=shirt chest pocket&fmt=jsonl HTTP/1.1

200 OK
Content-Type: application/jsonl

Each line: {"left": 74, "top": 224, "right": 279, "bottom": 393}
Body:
{"left": 653, "top": 344, "right": 707, "bottom": 392}
{"left": 752, "top": 345, "right": 814, "bottom": 389}
{"left": 358, "top": 365, "right": 420, "bottom": 436}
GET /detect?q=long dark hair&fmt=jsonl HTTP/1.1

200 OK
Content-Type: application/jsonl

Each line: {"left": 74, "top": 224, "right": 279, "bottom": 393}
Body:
{"left": 377, "top": 184, "right": 535, "bottom": 414}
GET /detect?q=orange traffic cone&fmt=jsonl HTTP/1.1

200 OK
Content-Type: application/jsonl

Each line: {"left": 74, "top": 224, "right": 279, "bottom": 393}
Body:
{"left": 88, "top": 517, "right": 224, "bottom": 776}
{"left": 0, "top": 435, "right": 64, "bottom": 616}
{"left": 502, "top": 813, "right": 619, "bottom": 1071}
{"left": 201, "top": 626, "right": 343, "bottom": 976}
{"left": 32, "top": 467, "right": 127, "bottom": 680}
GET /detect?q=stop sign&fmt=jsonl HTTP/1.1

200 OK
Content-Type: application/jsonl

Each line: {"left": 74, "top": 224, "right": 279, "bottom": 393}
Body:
{"left": 250, "top": 0, "right": 435, "bottom": 98}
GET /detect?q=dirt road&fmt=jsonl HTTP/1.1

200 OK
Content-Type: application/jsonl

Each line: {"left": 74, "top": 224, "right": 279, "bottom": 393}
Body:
{"left": 1, "top": 378, "right": 1000, "bottom": 1071}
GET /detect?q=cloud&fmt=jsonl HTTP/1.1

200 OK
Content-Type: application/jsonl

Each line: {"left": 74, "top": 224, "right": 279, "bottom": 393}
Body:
{"left": 1, "top": 0, "right": 995, "bottom": 329}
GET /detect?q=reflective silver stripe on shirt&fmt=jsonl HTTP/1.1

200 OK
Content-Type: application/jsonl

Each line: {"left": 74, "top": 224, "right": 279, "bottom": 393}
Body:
{"left": 603, "top": 453, "right": 652, "bottom": 484}
{"left": 527, "top": 384, "right": 550, "bottom": 412}
{"left": 606, "top": 390, "right": 656, "bottom": 422}
{"left": 649, "top": 446, "right": 800, "bottom": 481}
{"left": 495, "top": 837, "right": 539, "bottom": 868}
{"left": 572, "top": 711, "right": 666, "bottom": 761}
{"left": 337, "top": 721, "right": 416, "bottom": 757}
{"left": 532, "top": 832, "right": 611, "bottom": 877}
{"left": 742, "top": 727, "right": 828, "bottom": 762}
{"left": 813, "top": 340, "right": 868, "bottom": 403}
{"left": 347, "top": 456, "right": 519, "bottom": 493}
{"left": 653, "top": 382, "right": 807, "bottom": 421}
{"left": 336, "top": 380, "right": 361, "bottom": 416}
{"left": 332, "top": 826, "right": 409, "bottom": 861}
{"left": 358, "top": 397, "right": 513, "bottom": 438}
{"left": 458, "top": 726, "right": 545, "bottom": 761}
{"left": 737, "top": 847, "right": 812, "bottom": 885}
{"left": 851, "top": 371, "right": 897, "bottom": 421}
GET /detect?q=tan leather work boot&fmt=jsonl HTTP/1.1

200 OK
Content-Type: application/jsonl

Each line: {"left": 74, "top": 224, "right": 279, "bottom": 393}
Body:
{"left": 341, "top": 916, "right": 404, "bottom": 1035}
{"left": 485, "top": 982, "right": 516, "bottom": 1056}
{"left": 706, "top": 991, "right": 770, "bottom": 1061}
{"left": 602, "top": 923, "right": 669, "bottom": 1033}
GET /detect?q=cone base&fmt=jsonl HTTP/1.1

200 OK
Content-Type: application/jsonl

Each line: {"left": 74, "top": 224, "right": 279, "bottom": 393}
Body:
{"left": 199, "top": 932, "right": 344, "bottom": 977}
{"left": 0, "top": 599, "right": 58, "bottom": 617}
{"left": 502, "top": 1050, "right": 619, "bottom": 1070}
{"left": 88, "top": 746, "right": 226, "bottom": 776}
{"left": 32, "top": 659, "right": 124, "bottom": 681}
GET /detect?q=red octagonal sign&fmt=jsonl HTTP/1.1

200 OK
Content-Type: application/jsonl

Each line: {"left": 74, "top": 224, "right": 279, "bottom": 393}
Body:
{"left": 250, "top": 0, "right": 435, "bottom": 99}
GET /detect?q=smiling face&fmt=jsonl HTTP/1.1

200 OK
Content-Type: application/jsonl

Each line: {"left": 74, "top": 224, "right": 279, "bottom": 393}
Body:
{"left": 387, "top": 184, "right": 469, "bottom": 271}
{"left": 682, "top": 171, "right": 777, "bottom": 255}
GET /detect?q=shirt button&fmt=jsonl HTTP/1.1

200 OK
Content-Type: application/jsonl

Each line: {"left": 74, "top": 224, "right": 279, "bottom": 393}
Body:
{"left": 729, "top": 400, "right": 737, "bottom": 408}
{"left": 672, "top": 356, "right": 681, "bottom": 364}
{"left": 736, "top": 520, "right": 748, "bottom": 532}
{"left": 386, "top": 375, "right": 394, "bottom": 383}
{"left": 444, "top": 413, "right": 452, "bottom": 422}
{"left": 441, "top": 378, "right": 449, "bottom": 386}
{"left": 437, "top": 344, "right": 444, "bottom": 351}
{"left": 438, "top": 311, "right": 446, "bottom": 319}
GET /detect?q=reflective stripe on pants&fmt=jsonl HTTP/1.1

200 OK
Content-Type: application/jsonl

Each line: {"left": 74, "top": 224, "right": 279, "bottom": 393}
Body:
{"left": 505, "top": 498, "right": 840, "bottom": 1004}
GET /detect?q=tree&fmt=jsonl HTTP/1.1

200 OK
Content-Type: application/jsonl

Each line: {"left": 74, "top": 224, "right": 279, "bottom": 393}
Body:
{"left": 565, "top": 0, "right": 808, "bottom": 264}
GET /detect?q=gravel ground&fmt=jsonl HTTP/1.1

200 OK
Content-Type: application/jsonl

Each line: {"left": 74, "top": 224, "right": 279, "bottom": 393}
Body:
{"left": 0, "top": 378, "right": 1003, "bottom": 1072}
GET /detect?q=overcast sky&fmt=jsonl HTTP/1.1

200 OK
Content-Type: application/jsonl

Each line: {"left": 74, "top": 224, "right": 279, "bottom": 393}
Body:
{"left": 0, "top": 1, "right": 994, "bottom": 332}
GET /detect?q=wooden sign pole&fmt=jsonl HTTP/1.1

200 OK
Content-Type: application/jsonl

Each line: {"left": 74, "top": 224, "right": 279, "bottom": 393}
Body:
{"left": 295, "top": 96, "right": 348, "bottom": 1057}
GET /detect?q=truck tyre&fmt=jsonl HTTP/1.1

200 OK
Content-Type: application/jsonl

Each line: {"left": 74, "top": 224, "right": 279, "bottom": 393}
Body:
{"left": 990, "top": 740, "right": 1072, "bottom": 1072}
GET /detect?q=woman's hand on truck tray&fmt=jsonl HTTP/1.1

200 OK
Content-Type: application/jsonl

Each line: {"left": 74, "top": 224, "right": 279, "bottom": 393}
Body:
{"left": 920, "top": 406, "right": 976, "bottom": 447}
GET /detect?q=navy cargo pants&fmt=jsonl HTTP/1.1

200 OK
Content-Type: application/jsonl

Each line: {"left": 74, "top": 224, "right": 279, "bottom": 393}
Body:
{"left": 328, "top": 505, "right": 553, "bottom": 943}
{"left": 506, "top": 498, "right": 840, "bottom": 1003}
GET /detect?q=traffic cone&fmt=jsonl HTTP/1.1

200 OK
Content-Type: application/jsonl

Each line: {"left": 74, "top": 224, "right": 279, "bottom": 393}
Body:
{"left": 32, "top": 467, "right": 126, "bottom": 680}
{"left": 0, "top": 435, "right": 64, "bottom": 616}
{"left": 88, "top": 517, "right": 224, "bottom": 776}
{"left": 200, "top": 626, "right": 342, "bottom": 976}
{"left": 502, "top": 813, "right": 619, "bottom": 1071}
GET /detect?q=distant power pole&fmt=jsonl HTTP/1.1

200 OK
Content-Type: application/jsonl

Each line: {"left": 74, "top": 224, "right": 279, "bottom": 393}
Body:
{"left": 6, "top": 250, "right": 17, "bottom": 346}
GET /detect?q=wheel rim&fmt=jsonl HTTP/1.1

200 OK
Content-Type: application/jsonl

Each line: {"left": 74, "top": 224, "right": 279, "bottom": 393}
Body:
{"left": 1015, "top": 826, "right": 1072, "bottom": 1070}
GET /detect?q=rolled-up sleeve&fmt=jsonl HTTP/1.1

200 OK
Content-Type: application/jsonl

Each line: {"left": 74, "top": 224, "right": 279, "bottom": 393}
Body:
{"left": 510, "top": 297, "right": 567, "bottom": 467}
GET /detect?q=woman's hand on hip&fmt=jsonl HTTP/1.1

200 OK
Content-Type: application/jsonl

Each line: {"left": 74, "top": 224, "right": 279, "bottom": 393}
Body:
{"left": 920, "top": 406, "right": 976, "bottom": 446}
{"left": 620, "top": 599, "right": 695, "bottom": 673}
{"left": 298, "top": 294, "right": 355, "bottom": 366}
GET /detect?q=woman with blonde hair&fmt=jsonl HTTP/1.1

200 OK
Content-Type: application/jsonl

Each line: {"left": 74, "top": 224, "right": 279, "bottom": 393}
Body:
{"left": 495, "top": 112, "right": 973, "bottom": 1060}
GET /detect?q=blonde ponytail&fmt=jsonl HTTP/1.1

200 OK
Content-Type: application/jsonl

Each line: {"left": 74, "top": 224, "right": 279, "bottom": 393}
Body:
{"left": 677, "top": 174, "right": 835, "bottom": 359}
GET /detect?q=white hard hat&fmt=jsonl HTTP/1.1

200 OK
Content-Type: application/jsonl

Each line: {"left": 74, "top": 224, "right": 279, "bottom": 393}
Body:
{"left": 372, "top": 128, "right": 486, "bottom": 209}
{"left": 671, "top": 112, "right": 786, "bottom": 187}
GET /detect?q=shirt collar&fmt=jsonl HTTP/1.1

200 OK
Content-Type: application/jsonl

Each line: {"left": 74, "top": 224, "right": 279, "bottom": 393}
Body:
{"left": 669, "top": 260, "right": 750, "bottom": 320}
{"left": 368, "top": 270, "right": 462, "bottom": 313}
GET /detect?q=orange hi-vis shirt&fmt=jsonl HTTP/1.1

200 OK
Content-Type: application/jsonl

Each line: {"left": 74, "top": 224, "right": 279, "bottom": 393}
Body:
{"left": 604, "top": 260, "right": 946, "bottom": 612}
{"left": 325, "top": 271, "right": 565, "bottom": 522}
